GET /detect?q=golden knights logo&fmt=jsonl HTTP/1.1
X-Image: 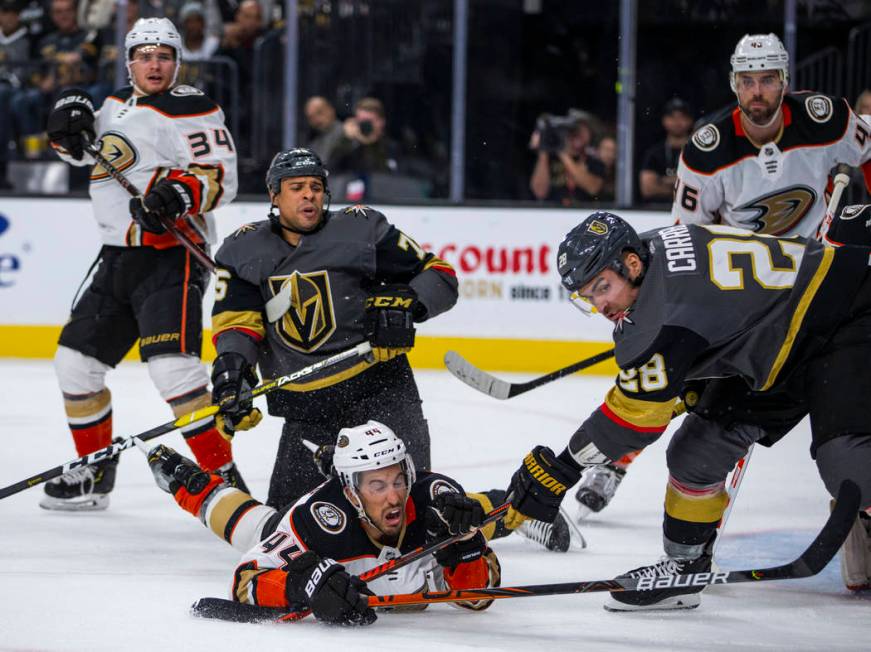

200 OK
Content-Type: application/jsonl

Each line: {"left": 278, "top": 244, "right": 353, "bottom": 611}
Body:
{"left": 586, "top": 219, "right": 609, "bottom": 236}
{"left": 90, "top": 132, "right": 138, "bottom": 182}
{"left": 734, "top": 185, "right": 817, "bottom": 235}
{"left": 269, "top": 271, "right": 336, "bottom": 352}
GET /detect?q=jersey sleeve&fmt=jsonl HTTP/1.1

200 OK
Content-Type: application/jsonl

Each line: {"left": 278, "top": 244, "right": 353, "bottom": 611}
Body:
{"left": 212, "top": 253, "right": 265, "bottom": 363}
{"left": 570, "top": 326, "right": 709, "bottom": 461}
{"left": 231, "top": 509, "right": 312, "bottom": 608}
{"left": 373, "top": 222, "right": 458, "bottom": 321}
{"left": 671, "top": 152, "right": 724, "bottom": 226}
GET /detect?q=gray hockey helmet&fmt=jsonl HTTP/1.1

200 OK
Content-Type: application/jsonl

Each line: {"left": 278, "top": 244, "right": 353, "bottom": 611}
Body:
{"left": 557, "top": 211, "right": 644, "bottom": 293}
{"left": 265, "top": 147, "right": 329, "bottom": 195}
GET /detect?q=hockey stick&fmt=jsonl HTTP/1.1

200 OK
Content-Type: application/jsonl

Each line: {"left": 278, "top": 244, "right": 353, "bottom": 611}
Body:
{"left": 83, "top": 142, "right": 217, "bottom": 273}
{"left": 819, "top": 171, "right": 852, "bottom": 243}
{"left": 190, "top": 479, "right": 859, "bottom": 619}
{"left": 712, "top": 444, "right": 755, "bottom": 558}
{"left": 444, "top": 348, "right": 615, "bottom": 400}
{"left": 0, "top": 343, "right": 372, "bottom": 500}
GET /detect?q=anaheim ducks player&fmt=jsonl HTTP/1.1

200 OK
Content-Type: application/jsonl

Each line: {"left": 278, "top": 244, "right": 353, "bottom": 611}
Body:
{"left": 43, "top": 17, "right": 242, "bottom": 511}
{"left": 571, "top": 33, "right": 871, "bottom": 522}
{"left": 209, "top": 147, "right": 457, "bottom": 509}
{"left": 674, "top": 33, "right": 871, "bottom": 237}
{"left": 146, "top": 421, "right": 501, "bottom": 625}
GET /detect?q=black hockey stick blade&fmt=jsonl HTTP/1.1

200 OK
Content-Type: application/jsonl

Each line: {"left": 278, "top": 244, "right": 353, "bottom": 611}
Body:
{"left": 443, "top": 348, "right": 615, "bottom": 399}
{"left": 191, "top": 597, "right": 308, "bottom": 623}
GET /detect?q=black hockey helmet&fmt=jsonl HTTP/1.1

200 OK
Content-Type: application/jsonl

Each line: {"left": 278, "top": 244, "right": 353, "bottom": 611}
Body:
{"left": 265, "top": 147, "right": 329, "bottom": 195}
{"left": 557, "top": 211, "right": 644, "bottom": 293}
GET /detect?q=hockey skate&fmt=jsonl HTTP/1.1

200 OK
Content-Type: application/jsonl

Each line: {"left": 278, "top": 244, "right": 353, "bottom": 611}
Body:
{"left": 603, "top": 548, "right": 713, "bottom": 612}
{"left": 216, "top": 462, "right": 249, "bottom": 493}
{"left": 516, "top": 508, "right": 586, "bottom": 552}
{"left": 40, "top": 454, "right": 120, "bottom": 512}
{"left": 575, "top": 463, "right": 626, "bottom": 521}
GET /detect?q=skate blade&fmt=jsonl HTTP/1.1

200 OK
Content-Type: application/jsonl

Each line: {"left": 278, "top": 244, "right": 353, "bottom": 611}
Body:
{"left": 560, "top": 506, "right": 588, "bottom": 550}
{"left": 603, "top": 593, "right": 701, "bottom": 612}
{"left": 39, "top": 493, "right": 110, "bottom": 512}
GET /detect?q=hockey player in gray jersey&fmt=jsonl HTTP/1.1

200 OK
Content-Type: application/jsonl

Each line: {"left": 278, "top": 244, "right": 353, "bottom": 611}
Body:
{"left": 506, "top": 211, "right": 871, "bottom": 610}
{"left": 210, "top": 147, "right": 458, "bottom": 508}
{"left": 42, "top": 17, "right": 242, "bottom": 511}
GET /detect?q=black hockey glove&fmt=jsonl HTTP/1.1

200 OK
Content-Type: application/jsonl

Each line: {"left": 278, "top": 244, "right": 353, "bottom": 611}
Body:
{"left": 211, "top": 352, "right": 263, "bottom": 441}
{"left": 129, "top": 178, "right": 195, "bottom": 233}
{"left": 364, "top": 284, "right": 420, "bottom": 362}
{"left": 146, "top": 444, "right": 212, "bottom": 495}
{"left": 428, "top": 492, "right": 486, "bottom": 537}
{"left": 435, "top": 531, "right": 488, "bottom": 571}
{"left": 46, "top": 88, "right": 96, "bottom": 161}
{"left": 285, "top": 552, "right": 376, "bottom": 626}
{"left": 506, "top": 445, "right": 581, "bottom": 528}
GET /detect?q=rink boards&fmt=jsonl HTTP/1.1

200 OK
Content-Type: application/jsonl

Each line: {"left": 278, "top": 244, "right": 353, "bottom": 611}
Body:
{"left": 0, "top": 198, "right": 671, "bottom": 372}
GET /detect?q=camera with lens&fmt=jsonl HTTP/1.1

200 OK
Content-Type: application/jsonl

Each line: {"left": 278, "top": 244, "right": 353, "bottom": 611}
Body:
{"left": 536, "top": 113, "right": 581, "bottom": 154}
{"left": 358, "top": 119, "right": 374, "bottom": 137}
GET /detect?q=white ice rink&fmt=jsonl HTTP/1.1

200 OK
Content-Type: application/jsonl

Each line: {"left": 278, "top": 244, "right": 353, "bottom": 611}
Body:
{"left": 1, "top": 359, "right": 868, "bottom": 651}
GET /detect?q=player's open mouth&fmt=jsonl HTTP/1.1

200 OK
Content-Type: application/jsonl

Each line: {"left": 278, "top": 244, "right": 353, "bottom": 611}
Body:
{"left": 383, "top": 508, "right": 402, "bottom": 526}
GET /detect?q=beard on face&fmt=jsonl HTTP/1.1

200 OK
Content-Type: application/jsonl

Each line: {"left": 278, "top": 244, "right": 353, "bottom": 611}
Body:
{"left": 741, "top": 95, "right": 779, "bottom": 126}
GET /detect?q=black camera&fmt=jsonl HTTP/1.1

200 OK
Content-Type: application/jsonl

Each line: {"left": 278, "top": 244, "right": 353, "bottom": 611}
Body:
{"left": 536, "top": 113, "right": 580, "bottom": 154}
{"left": 358, "top": 119, "right": 374, "bottom": 137}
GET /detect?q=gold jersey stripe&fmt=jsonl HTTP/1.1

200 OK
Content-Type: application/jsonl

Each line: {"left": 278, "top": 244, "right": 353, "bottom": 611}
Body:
{"left": 664, "top": 483, "right": 730, "bottom": 523}
{"left": 604, "top": 386, "right": 677, "bottom": 429}
{"left": 212, "top": 309, "right": 265, "bottom": 339}
{"left": 762, "top": 246, "right": 834, "bottom": 391}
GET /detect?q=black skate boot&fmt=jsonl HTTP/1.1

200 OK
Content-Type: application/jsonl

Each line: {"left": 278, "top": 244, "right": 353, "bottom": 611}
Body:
{"left": 604, "top": 546, "right": 713, "bottom": 612}
{"left": 40, "top": 451, "right": 120, "bottom": 512}
{"left": 575, "top": 463, "right": 626, "bottom": 519}
{"left": 516, "top": 509, "right": 586, "bottom": 552}
{"left": 216, "top": 462, "right": 249, "bottom": 493}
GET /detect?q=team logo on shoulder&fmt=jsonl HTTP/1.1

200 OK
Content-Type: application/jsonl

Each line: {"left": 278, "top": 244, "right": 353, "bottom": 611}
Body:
{"left": 805, "top": 95, "right": 833, "bottom": 123}
{"left": 233, "top": 223, "right": 257, "bottom": 237}
{"left": 429, "top": 479, "right": 460, "bottom": 500}
{"left": 839, "top": 204, "right": 866, "bottom": 220}
{"left": 269, "top": 270, "right": 336, "bottom": 353}
{"left": 691, "top": 124, "right": 720, "bottom": 152}
{"left": 170, "top": 85, "right": 205, "bottom": 97}
{"left": 311, "top": 501, "right": 346, "bottom": 534}
{"left": 90, "top": 131, "right": 138, "bottom": 182}
{"left": 586, "top": 220, "right": 609, "bottom": 236}
{"left": 734, "top": 185, "right": 817, "bottom": 235}
{"left": 344, "top": 204, "right": 371, "bottom": 217}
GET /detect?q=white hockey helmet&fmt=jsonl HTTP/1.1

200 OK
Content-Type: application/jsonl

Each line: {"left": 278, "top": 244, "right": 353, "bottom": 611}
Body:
{"left": 333, "top": 420, "right": 416, "bottom": 522}
{"left": 729, "top": 33, "right": 789, "bottom": 92}
{"left": 125, "top": 18, "right": 183, "bottom": 89}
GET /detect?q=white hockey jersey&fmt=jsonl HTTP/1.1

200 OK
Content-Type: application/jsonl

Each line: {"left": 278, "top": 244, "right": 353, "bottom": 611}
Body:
{"left": 673, "top": 92, "right": 871, "bottom": 238}
{"left": 63, "top": 84, "right": 238, "bottom": 247}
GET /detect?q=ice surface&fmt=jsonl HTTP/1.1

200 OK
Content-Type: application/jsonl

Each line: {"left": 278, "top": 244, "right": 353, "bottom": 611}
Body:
{"left": 0, "top": 360, "right": 868, "bottom": 651}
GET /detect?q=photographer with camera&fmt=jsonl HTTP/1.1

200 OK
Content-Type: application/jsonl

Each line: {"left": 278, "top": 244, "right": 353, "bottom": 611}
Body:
{"left": 529, "top": 109, "right": 605, "bottom": 206}
{"left": 332, "top": 96, "right": 405, "bottom": 201}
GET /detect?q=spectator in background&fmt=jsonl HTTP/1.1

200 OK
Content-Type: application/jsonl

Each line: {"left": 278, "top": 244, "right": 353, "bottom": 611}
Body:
{"left": 179, "top": 2, "right": 219, "bottom": 60}
{"left": 0, "top": 0, "right": 32, "bottom": 189}
{"left": 302, "top": 95, "right": 343, "bottom": 166}
{"left": 217, "top": 0, "right": 262, "bottom": 125}
{"left": 596, "top": 134, "right": 617, "bottom": 203}
{"left": 529, "top": 110, "right": 605, "bottom": 206}
{"left": 856, "top": 89, "right": 871, "bottom": 118}
{"left": 638, "top": 97, "right": 693, "bottom": 203}
{"left": 332, "top": 96, "right": 405, "bottom": 201}
{"left": 12, "top": 0, "right": 104, "bottom": 159}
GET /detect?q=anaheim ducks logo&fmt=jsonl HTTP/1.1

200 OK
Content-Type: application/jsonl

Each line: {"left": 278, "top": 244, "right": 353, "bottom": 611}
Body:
{"left": 269, "top": 270, "right": 336, "bottom": 352}
{"left": 734, "top": 185, "right": 817, "bottom": 235}
{"left": 90, "top": 132, "right": 138, "bottom": 182}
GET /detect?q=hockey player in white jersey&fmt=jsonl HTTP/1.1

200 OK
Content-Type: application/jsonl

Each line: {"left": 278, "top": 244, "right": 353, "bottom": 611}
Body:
{"left": 145, "top": 421, "right": 501, "bottom": 625}
{"left": 42, "top": 18, "right": 243, "bottom": 511}
{"left": 573, "top": 33, "right": 871, "bottom": 519}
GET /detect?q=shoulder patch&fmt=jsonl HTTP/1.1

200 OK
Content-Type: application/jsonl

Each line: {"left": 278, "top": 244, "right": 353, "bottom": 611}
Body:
{"left": 839, "top": 204, "right": 869, "bottom": 221}
{"left": 233, "top": 223, "right": 258, "bottom": 237}
{"left": 171, "top": 85, "right": 205, "bottom": 97}
{"left": 343, "top": 204, "right": 372, "bottom": 217}
{"left": 804, "top": 95, "right": 833, "bottom": 124}
{"left": 691, "top": 124, "right": 720, "bottom": 152}
{"left": 310, "top": 501, "right": 347, "bottom": 534}
{"left": 429, "top": 478, "right": 460, "bottom": 500}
